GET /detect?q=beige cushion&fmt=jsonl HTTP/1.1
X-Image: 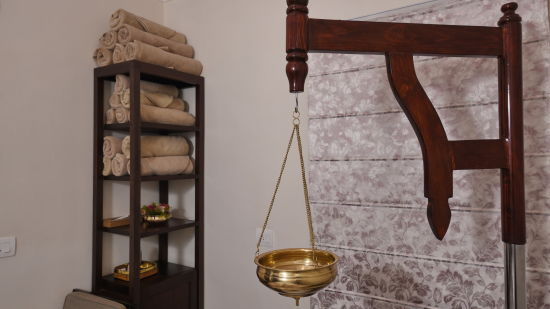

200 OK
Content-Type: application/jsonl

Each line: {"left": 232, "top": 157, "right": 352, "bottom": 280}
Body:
{"left": 63, "top": 292, "right": 125, "bottom": 309}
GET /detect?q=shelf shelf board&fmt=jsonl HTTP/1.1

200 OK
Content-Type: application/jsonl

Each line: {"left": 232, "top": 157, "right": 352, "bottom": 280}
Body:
{"left": 94, "top": 60, "right": 204, "bottom": 89}
{"left": 103, "top": 174, "right": 197, "bottom": 181}
{"left": 103, "top": 218, "right": 196, "bottom": 237}
{"left": 104, "top": 122, "right": 198, "bottom": 134}
{"left": 99, "top": 262, "right": 195, "bottom": 299}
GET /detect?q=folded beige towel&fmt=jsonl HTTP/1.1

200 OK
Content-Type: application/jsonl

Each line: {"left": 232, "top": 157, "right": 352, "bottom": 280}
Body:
{"left": 109, "top": 93, "right": 122, "bottom": 108}
{"left": 112, "top": 153, "right": 129, "bottom": 176}
{"left": 105, "top": 108, "right": 116, "bottom": 124}
{"left": 140, "top": 104, "right": 196, "bottom": 126}
{"left": 115, "top": 105, "right": 194, "bottom": 126}
{"left": 112, "top": 43, "right": 126, "bottom": 64}
{"left": 120, "top": 89, "right": 187, "bottom": 111}
{"left": 117, "top": 25, "right": 194, "bottom": 58}
{"left": 120, "top": 89, "right": 152, "bottom": 109}
{"left": 103, "top": 136, "right": 123, "bottom": 159}
{"left": 125, "top": 41, "right": 203, "bottom": 76}
{"left": 93, "top": 48, "right": 113, "bottom": 67}
{"left": 100, "top": 30, "right": 118, "bottom": 49}
{"left": 122, "top": 136, "right": 190, "bottom": 159}
{"left": 115, "top": 74, "right": 179, "bottom": 97}
{"left": 102, "top": 155, "right": 112, "bottom": 176}
{"left": 110, "top": 9, "right": 187, "bottom": 44}
{"left": 127, "top": 156, "right": 193, "bottom": 176}
{"left": 114, "top": 107, "right": 130, "bottom": 123}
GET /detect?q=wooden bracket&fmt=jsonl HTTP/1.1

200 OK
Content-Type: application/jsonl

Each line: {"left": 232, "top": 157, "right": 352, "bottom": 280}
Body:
{"left": 286, "top": 1, "right": 525, "bottom": 244}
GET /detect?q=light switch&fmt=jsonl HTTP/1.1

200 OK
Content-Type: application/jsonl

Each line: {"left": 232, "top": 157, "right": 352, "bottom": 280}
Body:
{"left": 256, "top": 228, "right": 275, "bottom": 250}
{"left": 0, "top": 237, "right": 16, "bottom": 258}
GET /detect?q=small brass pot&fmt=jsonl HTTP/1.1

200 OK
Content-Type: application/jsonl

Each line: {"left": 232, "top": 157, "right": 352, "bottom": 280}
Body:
{"left": 255, "top": 248, "right": 338, "bottom": 305}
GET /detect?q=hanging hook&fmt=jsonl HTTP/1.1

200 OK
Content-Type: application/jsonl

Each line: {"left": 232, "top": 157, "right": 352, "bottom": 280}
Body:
{"left": 293, "top": 93, "right": 300, "bottom": 124}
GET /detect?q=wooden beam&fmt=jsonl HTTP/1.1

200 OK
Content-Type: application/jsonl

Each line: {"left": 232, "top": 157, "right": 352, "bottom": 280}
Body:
{"left": 450, "top": 140, "right": 507, "bottom": 170}
{"left": 308, "top": 19, "right": 502, "bottom": 57}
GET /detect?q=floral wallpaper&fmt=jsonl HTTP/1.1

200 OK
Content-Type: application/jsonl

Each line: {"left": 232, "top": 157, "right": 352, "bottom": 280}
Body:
{"left": 307, "top": 0, "right": 550, "bottom": 308}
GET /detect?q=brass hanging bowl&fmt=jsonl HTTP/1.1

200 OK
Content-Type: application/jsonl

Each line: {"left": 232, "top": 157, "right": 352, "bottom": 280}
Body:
{"left": 255, "top": 101, "right": 338, "bottom": 305}
{"left": 255, "top": 248, "right": 338, "bottom": 305}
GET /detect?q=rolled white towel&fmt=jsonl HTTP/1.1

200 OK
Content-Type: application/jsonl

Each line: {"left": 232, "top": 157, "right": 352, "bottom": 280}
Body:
{"left": 114, "top": 74, "right": 179, "bottom": 97}
{"left": 105, "top": 108, "right": 116, "bottom": 124}
{"left": 111, "top": 153, "right": 129, "bottom": 176}
{"left": 109, "top": 93, "right": 122, "bottom": 108}
{"left": 103, "top": 136, "right": 122, "bottom": 159}
{"left": 114, "top": 107, "right": 130, "bottom": 123}
{"left": 93, "top": 48, "right": 113, "bottom": 67}
{"left": 121, "top": 89, "right": 187, "bottom": 111}
{"left": 99, "top": 30, "right": 117, "bottom": 49}
{"left": 112, "top": 43, "right": 126, "bottom": 64}
{"left": 102, "top": 156, "right": 112, "bottom": 176}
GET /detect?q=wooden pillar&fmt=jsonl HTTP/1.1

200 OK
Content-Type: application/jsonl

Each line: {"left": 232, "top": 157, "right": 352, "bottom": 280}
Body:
{"left": 286, "top": 0, "right": 309, "bottom": 93}
{"left": 129, "top": 67, "right": 142, "bottom": 307}
{"left": 498, "top": 2, "right": 525, "bottom": 245}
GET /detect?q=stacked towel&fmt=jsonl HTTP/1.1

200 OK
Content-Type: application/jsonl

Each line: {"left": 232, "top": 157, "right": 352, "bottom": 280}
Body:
{"left": 112, "top": 153, "right": 129, "bottom": 176}
{"left": 117, "top": 25, "right": 194, "bottom": 58}
{"left": 106, "top": 73, "right": 194, "bottom": 126}
{"left": 115, "top": 74, "right": 179, "bottom": 97}
{"left": 121, "top": 136, "right": 190, "bottom": 158}
{"left": 93, "top": 48, "right": 113, "bottom": 67}
{"left": 112, "top": 44, "right": 126, "bottom": 64}
{"left": 102, "top": 136, "right": 122, "bottom": 176}
{"left": 120, "top": 89, "right": 188, "bottom": 111}
{"left": 99, "top": 31, "right": 118, "bottom": 49}
{"left": 102, "top": 134, "right": 194, "bottom": 177}
{"left": 92, "top": 9, "right": 203, "bottom": 75}
{"left": 125, "top": 41, "right": 203, "bottom": 76}
{"left": 110, "top": 9, "right": 187, "bottom": 43}
{"left": 128, "top": 156, "right": 194, "bottom": 176}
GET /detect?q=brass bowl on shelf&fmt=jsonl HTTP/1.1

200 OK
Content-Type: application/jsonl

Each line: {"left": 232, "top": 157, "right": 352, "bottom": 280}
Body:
{"left": 254, "top": 248, "right": 338, "bottom": 306}
{"left": 113, "top": 261, "right": 158, "bottom": 281}
{"left": 143, "top": 213, "right": 172, "bottom": 224}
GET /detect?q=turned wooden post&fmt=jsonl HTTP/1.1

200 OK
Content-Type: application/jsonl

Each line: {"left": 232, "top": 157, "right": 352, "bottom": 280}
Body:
{"left": 498, "top": 2, "right": 525, "bottom": 245}
{"left": 286, "top": 0, "right": 309, "bottom": 93}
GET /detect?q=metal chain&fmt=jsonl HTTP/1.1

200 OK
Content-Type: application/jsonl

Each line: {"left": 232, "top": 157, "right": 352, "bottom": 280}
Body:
{"left": 255, "top": 124, "right": 296, "bottom": 256}
{"left": 295, "top": 118, "right": 318, "bottom": 265}
{"left": 255, "top": 95, "right": 318, "bottom": 263}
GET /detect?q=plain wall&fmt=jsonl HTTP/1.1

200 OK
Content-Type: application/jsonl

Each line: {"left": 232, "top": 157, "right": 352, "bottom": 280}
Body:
{"left": 0, "top": 1, "right": 163, "bottom": 308}
{"left": 163, "top": 1, "right": 420, "bottom": 308}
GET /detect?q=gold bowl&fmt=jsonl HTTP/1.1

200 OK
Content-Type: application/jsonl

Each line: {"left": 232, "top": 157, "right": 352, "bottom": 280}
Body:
{"left": 255, "top": 248, "right": 338, "bottom": 305}
{"left": 143, "top": 213, "right": 172, "bottom": 223}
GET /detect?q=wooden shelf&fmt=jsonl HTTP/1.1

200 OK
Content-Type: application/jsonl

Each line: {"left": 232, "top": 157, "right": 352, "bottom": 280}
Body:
{"left": 103, "top": 218, "right": 196, "bottom": 237}
{"left": 103, "top": 174, "right": 197, "bottom": 181}
{"left": 94, "top": 60, "right": 204, "bottom": 309}
{"left": 105, "top": 123, "right": 198, "bottom": 134}
{"left": 99, "top": 262, "right": 196, "bottom": 299}
{"left": 94, "top": 60, "right": 204, "bottom": 89}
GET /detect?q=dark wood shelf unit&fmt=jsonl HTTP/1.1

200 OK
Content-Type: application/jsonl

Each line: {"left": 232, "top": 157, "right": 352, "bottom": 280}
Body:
{"left": 104, "top": 123, "right": 199, "bottom": 134}
{"left": 93, "top": 60, "right": 204, "bottom": 309}
{"left": 103, "top": 174, "right": 197, "bottom": 182}
{"left": 103, "top": 218, "right": 196, "bottom": 237}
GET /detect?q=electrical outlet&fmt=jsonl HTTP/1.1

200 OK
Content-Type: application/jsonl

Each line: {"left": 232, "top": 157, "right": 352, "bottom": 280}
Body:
{"left": 0, "top": 237, "right": 16, "bottom": 258}
{"left": 256, "top": 228, "right": 275, "bottom": 250}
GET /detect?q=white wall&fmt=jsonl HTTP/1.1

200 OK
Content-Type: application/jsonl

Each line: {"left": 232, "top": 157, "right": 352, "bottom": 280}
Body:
{"left": 0, "top": 1, "right": 163, "bottom": 308}
{"left": 163, "top": 1, "right": 420, "bottom": 308}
